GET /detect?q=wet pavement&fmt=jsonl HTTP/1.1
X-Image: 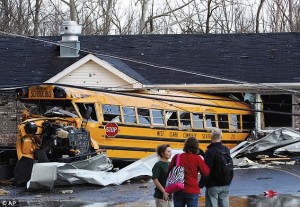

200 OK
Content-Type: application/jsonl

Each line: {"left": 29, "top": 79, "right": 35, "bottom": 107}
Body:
{"left": 1, "top": 164, "right": 300, "bottom": 206}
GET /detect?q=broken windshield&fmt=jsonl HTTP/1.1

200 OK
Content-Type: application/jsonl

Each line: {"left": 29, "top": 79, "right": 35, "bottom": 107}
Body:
{"left": 20, "top": 100, "right": 78, "bottom": 118}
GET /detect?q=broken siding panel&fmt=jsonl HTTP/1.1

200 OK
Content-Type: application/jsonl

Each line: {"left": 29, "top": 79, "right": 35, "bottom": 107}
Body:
{"left": 56, "top": 61, "right": 131, "bottom": 87}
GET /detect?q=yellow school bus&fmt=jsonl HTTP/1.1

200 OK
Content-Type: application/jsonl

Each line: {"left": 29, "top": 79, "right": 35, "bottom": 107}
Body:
{"left": 16, "top": 84, "right": 254, "bottom": 162}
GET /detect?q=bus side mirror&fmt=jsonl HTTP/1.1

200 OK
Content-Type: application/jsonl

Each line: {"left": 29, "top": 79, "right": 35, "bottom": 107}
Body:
{"left": 83, "top": 106, "right": 92, "bottom": 120}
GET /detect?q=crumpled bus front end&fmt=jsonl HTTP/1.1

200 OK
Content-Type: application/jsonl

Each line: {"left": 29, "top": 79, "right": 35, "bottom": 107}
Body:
{"left": 17, "top": 118, "right": 95, "bottom": 162}
{"left": 15, "top": 117, "right": 99, "bottom": 186}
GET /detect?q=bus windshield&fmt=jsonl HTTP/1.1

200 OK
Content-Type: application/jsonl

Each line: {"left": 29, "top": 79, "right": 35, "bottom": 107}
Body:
{"left": 20, "top": 100, "right": 78, "bottom": 118}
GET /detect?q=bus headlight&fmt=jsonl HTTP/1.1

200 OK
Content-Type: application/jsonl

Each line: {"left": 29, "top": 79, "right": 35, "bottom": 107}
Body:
{"left": 24, "top": 122, "right": 37, "bottom": 134}
{"left": 53, "top": 87, "right": 66, "bottom": 98}
{"left": 16, "top": 88, "right": 28, "bottom": 98}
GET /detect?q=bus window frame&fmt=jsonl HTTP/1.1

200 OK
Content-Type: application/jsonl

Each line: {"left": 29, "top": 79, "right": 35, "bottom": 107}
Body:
{"left": 151, "top": 109, "right": 165, "bottom": 126}
{"left": 204, "top": 113, "right": 217, "bottom": 128}
{"left": 75, "top": 102, "right": 99, "bottom": 123}
{"left": 165, "top": 110, "right": 179, "bottom": 128}
{"left": 192, "top": 112, "right": 204, "bottom": 129}
{"left": 101, "top": 104, "right": 122, "bottom": 123}
{"left": 229, "top": 114, "right": 241, "bottom": 131}
{"left": 137, "top": 108, "right": 151, "bottom": 125}
{"left": 242, "top": 114, "right": 255, "bottom": 130}
{"left": 122, "top": 106, "right": 137, "bottom": 124}
{"left": 179, "top": 111, "right": 191, "bottom": 129}
{"left": 218, "top": 114, "right": 229, "bottom": 130}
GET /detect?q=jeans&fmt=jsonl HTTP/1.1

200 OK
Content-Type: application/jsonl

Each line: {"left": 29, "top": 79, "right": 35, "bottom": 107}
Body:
{"left": 173, "top": 191, "right": 199, "bottom": 207}
{"left": 205, "top": 186, "right": 230, "bottom": 207}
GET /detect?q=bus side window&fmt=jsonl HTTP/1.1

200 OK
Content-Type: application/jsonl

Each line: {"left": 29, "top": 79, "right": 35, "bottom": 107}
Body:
{"left": 152, "top": 109, "right": 164, "bottom": 125}
{"left": 192, "top": 113, "right": 204, "bottom": 129}
{"left": 102, "top": 105, "right": 121, "bottom": 122}
{"left": 242, "top": 115, "right": 255, "bottom": 130}
{"left": 218, "top": 114, "right": 229, "bottom": 129}
{"left": 205, "top": 114, "right": 216, "bottom": 128}
{"left": 180, "top": 112, "right": 191, "bottom": 129}
{"left": 230, "top": 114, "right": 241, "bottom": 129}
{"left": 76, "top": 103, "right": 98, "bottom": 122}
{"left": 122, "top": 106, "right": 137, "bottom": 124}
{"left": 137, "top": 108, "right": 150, "bottom": 125}
{"left": 166, "top": 111, "right": 178, "bottom": 127}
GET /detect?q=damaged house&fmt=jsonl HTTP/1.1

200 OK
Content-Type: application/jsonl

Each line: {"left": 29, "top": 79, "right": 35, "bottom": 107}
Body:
{"left": 0, "top": 21, "right": 300, "bottom": 147}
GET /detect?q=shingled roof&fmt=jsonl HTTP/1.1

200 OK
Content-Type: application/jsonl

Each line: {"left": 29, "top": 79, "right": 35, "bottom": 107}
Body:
{"left": 0, "top": 33, "right": 300, "bottom": 88}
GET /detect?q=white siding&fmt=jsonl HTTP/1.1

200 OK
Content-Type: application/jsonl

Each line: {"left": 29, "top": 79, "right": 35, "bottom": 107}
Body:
{"left": 56, "top": 61, "right": 132, "bottom": 88}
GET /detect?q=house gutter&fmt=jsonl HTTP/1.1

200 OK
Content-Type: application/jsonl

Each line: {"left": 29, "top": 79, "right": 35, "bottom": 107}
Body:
{"left": 143, "top": 83, "right": 300, "bottom": 94}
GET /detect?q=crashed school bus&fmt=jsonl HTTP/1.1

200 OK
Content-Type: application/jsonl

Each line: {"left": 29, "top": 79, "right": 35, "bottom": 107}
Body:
{"left": 16, "top": 84, "right": 255, "bottom": 163}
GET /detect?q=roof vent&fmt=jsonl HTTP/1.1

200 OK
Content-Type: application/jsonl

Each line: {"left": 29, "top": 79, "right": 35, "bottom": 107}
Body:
{"left": 59, "top": 21, "right": 82, "bottom": 58}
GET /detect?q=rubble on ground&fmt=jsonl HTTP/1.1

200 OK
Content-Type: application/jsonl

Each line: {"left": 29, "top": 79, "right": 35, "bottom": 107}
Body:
{"left": 231, "top": 128, "right": 300, "bottom": 169}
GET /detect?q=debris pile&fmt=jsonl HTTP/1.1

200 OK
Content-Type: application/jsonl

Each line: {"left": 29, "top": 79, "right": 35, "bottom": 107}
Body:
{"left": 231, "top": 128, "right": 300, "bottom": 168}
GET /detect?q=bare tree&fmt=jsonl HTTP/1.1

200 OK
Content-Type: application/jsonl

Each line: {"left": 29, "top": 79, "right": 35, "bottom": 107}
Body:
{"left": 138, "top": 0, "right": 150, "bottom": 34}
{"left": 102, "top": 0, "right": 114, "bottom": 35}
{"left": 0, "top": 0, "right": 13, "bottom": 32}
{"left": 255, "top": 0, "right": 265, "bottom": 33}
{"left": 288, "top": 0, "right": 294, "bottom": 31}
{"left": 61, "top": 0, "right": 77, "bottom": 21}
{"left": 28, "top": 0, "right": 43, "bottom": 36}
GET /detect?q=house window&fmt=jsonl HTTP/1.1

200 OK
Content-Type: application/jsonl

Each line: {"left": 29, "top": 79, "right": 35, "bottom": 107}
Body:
{"left": 192, "top": 113, "right": 204, "bottom": 129}
{"left": 262, "top": 94, "right": 292, "bottom": 128}
{"left": 180, "top": 112, "right": 191, "bottom": 128}
{"left": 122, "top": 106, "right": 137, "bottom": 124}
{"left": 152, "top": 109, "right": 164, "bottom": 125}
{"left": 102, "top": 105, "right": 121, "bottom": 122}
{"left": 137, "top": 108, "right": 150, "bottom": 125}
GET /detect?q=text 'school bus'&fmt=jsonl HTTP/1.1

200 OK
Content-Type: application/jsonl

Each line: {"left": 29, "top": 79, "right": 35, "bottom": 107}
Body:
{"left": 16, "top": 85, "right": 255, "bottom": 162}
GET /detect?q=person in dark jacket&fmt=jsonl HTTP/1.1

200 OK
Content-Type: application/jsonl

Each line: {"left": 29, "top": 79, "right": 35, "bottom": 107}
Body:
{"left": 203, "top": 128, "right": 232, "bottom": 207}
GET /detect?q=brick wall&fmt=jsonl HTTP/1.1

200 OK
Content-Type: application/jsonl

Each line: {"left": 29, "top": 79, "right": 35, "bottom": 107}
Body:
{"left": 0, "top": 91, "right": 21, "bottom": 147}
